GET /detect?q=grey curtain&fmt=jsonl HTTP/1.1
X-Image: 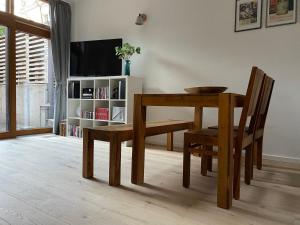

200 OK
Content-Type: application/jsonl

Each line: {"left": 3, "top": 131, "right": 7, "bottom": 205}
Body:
{"left": 49, "top": 0, "right": 71, "bottom": 134}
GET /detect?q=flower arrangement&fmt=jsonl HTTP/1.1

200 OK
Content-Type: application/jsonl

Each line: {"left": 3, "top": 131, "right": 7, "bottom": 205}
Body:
{"left": 115, "top": 43, "right": 141, "bottom": 60}
{"left": 115, "top": 43, "right": 141, "bottom": 76}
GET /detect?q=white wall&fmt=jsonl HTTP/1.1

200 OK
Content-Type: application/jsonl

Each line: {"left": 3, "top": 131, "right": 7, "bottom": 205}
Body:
{"left": 71, "top": 0, "right": 300, "bottom": 161}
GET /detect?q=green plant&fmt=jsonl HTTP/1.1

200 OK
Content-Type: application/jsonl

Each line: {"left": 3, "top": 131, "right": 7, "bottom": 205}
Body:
{"left": 115, "top": 43, "right": 141, "bottom": 61}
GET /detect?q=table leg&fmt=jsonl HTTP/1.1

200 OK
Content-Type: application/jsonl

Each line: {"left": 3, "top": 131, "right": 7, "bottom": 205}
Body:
{"left": 83, "top": 128, "right": 94, "bottom": 178}
{"left": 217, "top": 94, "right": 234, "bottom": 209}
{"left": 132, "top": 95, "right": 146, "bottom": 184}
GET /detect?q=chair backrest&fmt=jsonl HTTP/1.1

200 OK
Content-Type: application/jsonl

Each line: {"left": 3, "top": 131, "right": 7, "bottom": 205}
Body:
{"left": 237, "top": 67, "right": 265, "bottom": 142}
{"left": 254, "top": 74, "right": 275, "bottom": 131}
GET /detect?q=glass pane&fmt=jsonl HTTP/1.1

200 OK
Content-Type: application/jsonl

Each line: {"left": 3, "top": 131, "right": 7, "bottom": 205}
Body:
{"left": 16, "top": 31, "right": 54, "bottom": 130}
{"left": 0, "top": 26, "right": 8, "bottom": 133}
{"left": 0, "top": 0, "right": 6, "bottom": 12}
{"left": 15, "top": 0, "right": 50, "bottom": 25}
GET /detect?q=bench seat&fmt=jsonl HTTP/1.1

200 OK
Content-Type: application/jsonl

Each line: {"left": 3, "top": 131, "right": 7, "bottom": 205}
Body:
{"left": 82, "top": 120, "right": 193, "bottom": 186}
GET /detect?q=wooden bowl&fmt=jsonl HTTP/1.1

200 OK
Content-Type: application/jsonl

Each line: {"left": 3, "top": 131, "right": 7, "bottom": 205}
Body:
{"left": 184, "top": 86, "right": 228, "bottom": 94}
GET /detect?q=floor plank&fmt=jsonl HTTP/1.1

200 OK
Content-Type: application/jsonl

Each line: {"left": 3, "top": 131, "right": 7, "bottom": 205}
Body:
{"left": 0, "top": 135, "right": 299, "bottom": 225}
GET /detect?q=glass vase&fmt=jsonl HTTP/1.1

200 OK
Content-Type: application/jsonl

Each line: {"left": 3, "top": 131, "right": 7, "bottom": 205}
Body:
{"left": 125, "top": 60, "right": 131, "bottom": 76}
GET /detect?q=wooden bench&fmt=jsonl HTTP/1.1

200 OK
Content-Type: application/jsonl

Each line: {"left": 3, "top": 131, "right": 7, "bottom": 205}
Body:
{"left": 82, "top": 120, "right": 194, "bottom": 186}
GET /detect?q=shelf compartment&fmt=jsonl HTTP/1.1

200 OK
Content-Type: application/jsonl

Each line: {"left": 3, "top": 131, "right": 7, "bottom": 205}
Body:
{"left": 68, "top": 81, "right": 80, "bottom": 99}
{"left": 110, "top": 78, "right": 126, "bottom": 100}
{"left": 81, "top": 80, "right": 94, "bottom": 99}
{"left": 95, "top": 79, "right": 110, "bottom": 99}
{"left": 110, "top": 101, "right": 126, "bottom": 123}
{"left": 81, "top": 100, "right": 94, "bottom": 119}
{"left": 68, "top": 100, "right": 81, "bottom": 118}
{"left": 68, "top": 119, "right": 81, "bottom": 137}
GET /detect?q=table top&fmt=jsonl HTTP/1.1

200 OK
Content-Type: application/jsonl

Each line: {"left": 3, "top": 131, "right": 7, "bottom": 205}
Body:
{"left": 135, "top": 93, "right": 245, "bottom": 108}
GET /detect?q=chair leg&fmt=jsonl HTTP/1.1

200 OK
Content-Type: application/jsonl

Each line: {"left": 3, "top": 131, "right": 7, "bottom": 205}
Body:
{"left": 251, "top": 142, "right": 257, "bottom": 180}
{"left": 207, "top": 145, "right": 213, "bottom": 172}
{"left": 256, "top": 137, "right": 263, "bottom": 170}
{"left": 201, "top": 145, "right": 212, "bottom": 176}
{"left": 183, "top": 135, "right": 191, "bottom": 188}
{"left": 252, "top": 141, "right": 257, "bottom": 166}
{"left": 167, "top": 132, "right": 174, "bottom": 151}
{"left": 245, "top": 145, "right": 253, "bottom": 185}
{"left": 233, "top": 147, "right": 242, "bottom": 200}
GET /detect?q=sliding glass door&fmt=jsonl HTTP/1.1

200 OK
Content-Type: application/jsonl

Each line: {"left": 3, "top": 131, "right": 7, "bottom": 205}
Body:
{"left": 16, "top": 31, "right": 54, "bottom": 130}
{"left": 0, "top": 25, "right": 8, "bottom": 133}
{"left": 0, "top": 0, "right": 52, "bottom": 139}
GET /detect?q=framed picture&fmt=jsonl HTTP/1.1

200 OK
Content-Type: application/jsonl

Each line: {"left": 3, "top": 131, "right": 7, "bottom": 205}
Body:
{"left": 266, "top": 0, "right": 297, "bottom": 27}
{"left": 235, "top": 0, "right": 263, "bottom": 32}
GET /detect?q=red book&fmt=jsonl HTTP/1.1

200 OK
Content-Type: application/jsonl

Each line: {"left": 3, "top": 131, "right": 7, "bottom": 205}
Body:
{"left": 95, "top": 108, "right": 109, "bottom": 120}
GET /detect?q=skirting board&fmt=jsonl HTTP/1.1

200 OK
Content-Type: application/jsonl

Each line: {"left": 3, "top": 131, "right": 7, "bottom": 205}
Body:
{"left": 262, "top": 154, "right": 300, "bottom": 164}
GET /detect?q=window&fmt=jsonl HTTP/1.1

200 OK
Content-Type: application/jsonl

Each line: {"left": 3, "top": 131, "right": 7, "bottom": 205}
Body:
{"left": 0, "top": 0, "right": 5, "bottom": 12}
{"left": 15, "top": 0, "right": 50, "bottom": 25}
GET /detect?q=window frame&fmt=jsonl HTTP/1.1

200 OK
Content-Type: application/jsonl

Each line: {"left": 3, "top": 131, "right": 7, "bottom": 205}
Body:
{"left": 0, "top": 0, "right": 52, "bottom": 139}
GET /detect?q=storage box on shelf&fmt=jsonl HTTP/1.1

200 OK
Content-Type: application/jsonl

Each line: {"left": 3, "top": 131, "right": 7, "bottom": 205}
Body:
{"left": 66, "top": 76, "right": 143, "bottom": 137}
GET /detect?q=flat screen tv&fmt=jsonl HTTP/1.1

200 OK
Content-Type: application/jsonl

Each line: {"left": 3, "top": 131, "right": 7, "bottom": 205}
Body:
{"left": 70, "top": 38, "right": 122, "bottom": 77}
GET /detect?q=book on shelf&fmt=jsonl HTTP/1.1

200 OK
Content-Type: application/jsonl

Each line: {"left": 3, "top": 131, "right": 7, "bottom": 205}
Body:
{"left": 95, "top": 108, "right": 109, "bottom": 120}
{"left": 112, "top": 80, "right": 125, "bottom": 99}
{"left": 95, "top": 87, "right": 109, "bottom": 99}
{"left": 82, "top": 88, "right": 94, "bottom": 99}
{"left": 68, "top": 81, "right": 80, "bottom": 99}
{"left": 111, "top": 106, "right": 125, "bottom": 122}
{"left": 81, "top": 111, "right": 94, "bottom": 119}
{"left": 68, "top": 124, "right": 82, "bottom": 137}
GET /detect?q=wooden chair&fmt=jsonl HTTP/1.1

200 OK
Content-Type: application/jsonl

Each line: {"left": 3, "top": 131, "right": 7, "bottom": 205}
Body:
{"left": 183, "top": 66, "right": 265, "bottom": 200}
{"left": 209, "top": 75, "right": 274, "bottom": 184}
{"left": 248, "top": 75, "right": 275, "bottom": 174}
{"left": 233, "top": 75, "right": 274, "bottom": 198}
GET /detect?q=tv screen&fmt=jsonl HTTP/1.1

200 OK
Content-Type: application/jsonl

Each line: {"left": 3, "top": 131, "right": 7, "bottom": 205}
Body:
{"left": 70, "top": 38, "right": 122, "bottom": 77}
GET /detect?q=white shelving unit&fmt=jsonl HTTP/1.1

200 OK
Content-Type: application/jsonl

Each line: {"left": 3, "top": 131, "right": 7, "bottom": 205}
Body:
{"left": 67, "top": 76, "right": 143, "bottom": 137}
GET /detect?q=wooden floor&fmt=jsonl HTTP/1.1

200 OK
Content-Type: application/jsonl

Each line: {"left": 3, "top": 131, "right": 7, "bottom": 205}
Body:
{"left": 0, "top": 135, "right": 299, "bottom": 225}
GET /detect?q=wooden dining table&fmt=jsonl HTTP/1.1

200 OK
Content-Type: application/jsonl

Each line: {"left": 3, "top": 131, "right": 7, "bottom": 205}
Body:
{"left": 131, "top": 93, "right": 244, "bottom": 209}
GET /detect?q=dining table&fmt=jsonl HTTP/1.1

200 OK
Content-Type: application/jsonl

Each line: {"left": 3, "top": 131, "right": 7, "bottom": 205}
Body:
{"left": 131, "top": 93, "right": 245, "bottom": 209}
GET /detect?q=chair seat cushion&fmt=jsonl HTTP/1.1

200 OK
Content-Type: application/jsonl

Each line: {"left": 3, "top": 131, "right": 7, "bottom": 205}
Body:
{"left": 208, "top": 125, "right": 249, "bottom": 132}
{"left": 185, "top": 128, "right": 253, "bottom": 149}
{"left": 186, "top": 128, "right": 238, "bottom": 138}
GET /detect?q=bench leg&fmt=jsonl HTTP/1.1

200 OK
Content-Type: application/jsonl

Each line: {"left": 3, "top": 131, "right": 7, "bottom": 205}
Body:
{"left": 83, "top": 129, "right": 94, "bottom": 178}
{"left": 167, "top": 132, "right": 174, "bottom": 151}
{"left": 109, "top": 135, "right": 121, "bottom": 186}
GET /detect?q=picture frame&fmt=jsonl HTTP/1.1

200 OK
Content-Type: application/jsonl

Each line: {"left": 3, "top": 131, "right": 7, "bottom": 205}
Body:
{"left": 235, "top": 0, "right": 263, "bottom": 32}
{"left": 266, "top": 0, "right": 297, "bottom": 27}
